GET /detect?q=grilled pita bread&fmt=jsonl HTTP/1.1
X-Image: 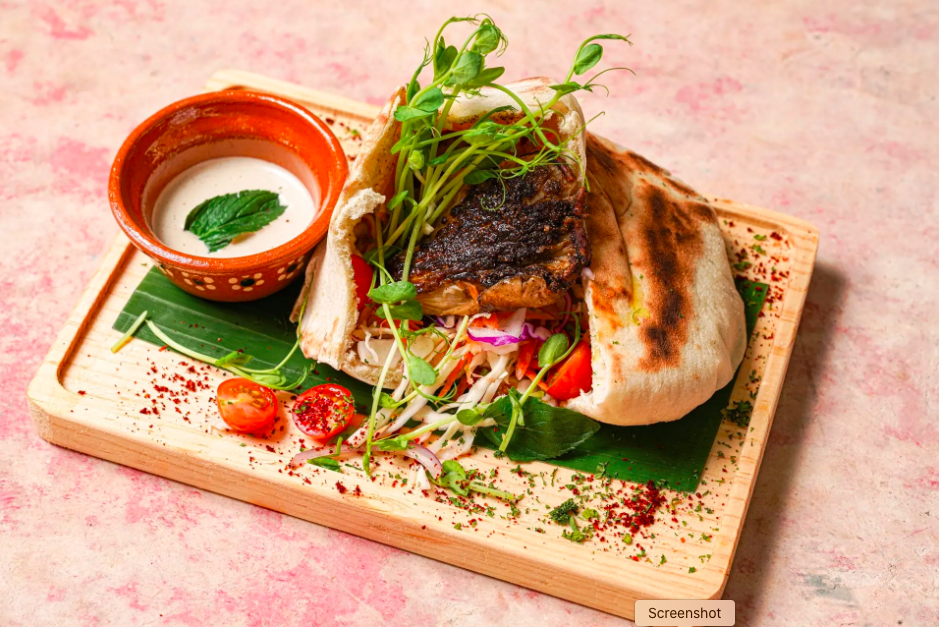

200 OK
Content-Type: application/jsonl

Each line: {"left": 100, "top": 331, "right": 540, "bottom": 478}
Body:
{"left": 292, "top": 83, "right": 746, "bottom": 426}
{"left": 566, "top": 133, "right": 746, "bottom": 425}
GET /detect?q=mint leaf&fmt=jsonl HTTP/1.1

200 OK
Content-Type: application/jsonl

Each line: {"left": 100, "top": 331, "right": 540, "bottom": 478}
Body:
{"left": 481, "top": 391, "right": 600, "bottom": 461}
{"left": 368, "top": 281, "right": 417, "bottom": 304}
{"left": 184, "top": 190, "right": 286, "bottom": 253}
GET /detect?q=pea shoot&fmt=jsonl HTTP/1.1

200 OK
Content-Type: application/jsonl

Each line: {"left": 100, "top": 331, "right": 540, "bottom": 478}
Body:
{"left": 360, "top": 15, "right": 631, "bottom": 475}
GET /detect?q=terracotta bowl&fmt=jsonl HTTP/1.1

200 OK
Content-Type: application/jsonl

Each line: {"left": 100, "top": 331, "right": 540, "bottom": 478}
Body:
{"left": 109, "top": 91, "right": 348, "bottom": 302}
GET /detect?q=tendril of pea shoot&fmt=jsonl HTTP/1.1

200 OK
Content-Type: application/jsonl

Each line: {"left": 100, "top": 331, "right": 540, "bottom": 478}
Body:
{"left": 360, "top": 15, "right": 632, "bottom": 474}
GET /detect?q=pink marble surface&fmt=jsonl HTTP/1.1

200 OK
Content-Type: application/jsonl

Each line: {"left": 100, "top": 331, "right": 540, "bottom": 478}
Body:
{"left": 2, "top": 1, "right": 937, "bottom": 625}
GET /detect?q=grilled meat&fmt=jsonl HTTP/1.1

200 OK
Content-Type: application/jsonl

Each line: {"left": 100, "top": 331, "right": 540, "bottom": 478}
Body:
{"left": 389, "top": 164, "right": 590, "bottom": 315}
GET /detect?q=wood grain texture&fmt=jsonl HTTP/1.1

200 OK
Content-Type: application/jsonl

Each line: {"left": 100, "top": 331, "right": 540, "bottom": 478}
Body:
{"left": 26, "top": 69, "right": 818, "bottom": 621}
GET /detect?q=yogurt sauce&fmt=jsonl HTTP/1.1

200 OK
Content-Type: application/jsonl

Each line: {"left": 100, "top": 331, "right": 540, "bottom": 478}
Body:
{"left": 151, "top": 156, "right": 318, "bottom": 258}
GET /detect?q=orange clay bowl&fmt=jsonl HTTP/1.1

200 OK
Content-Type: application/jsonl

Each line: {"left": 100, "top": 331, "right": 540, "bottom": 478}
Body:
{"left": 109, "top": 91, "right": 348, "bottom": 302}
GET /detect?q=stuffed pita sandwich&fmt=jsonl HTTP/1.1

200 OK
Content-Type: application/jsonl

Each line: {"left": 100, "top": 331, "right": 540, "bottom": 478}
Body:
{"left": 290, "top": 21, "right": 744, "bottom": 468}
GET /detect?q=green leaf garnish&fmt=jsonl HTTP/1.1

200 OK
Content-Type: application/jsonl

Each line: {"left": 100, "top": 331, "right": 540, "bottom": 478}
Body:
{"left": 368, "top": 281, "right": 418, "bottom": 304}
{"left": 393, "top": 105, "right": 434, "bottom": 122}
{"left": 538, "top": 333, "right": 570, "bottom": 367}
{"left": 411, "top": 87, "right": 445, "bottom": 112}
{"left": 456, "top": 408, "right": 484, "bottom": 426}
{"left": 184, "top": 190, "right": 286, "bottom": 253}
{"left": 308, "top": 457, "right": 341, "bottom": 472}
{"left": 464, "top": 169, "right": 497, "bottom": 185}
{"left": 407, "top": 355, "right": 437, "bottom": 386}
{"left": 375, "top": 300, "right": 423, "bottom": 321}
{"left": 573, "top": 43, "right": 603, "bottom": 75}
{"left": 445, "top": 51, "right": 483, "bottom": 85}
{"left": 481, "top": 390, "right": 600, "bottom": 461}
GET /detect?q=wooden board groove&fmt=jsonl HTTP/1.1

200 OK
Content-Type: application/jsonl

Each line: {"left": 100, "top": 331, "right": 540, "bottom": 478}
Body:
{"left": 26, "top": 69, "right": 819, "bottom": 620}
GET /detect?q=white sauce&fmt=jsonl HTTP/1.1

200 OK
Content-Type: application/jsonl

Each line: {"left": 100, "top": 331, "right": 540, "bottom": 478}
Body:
{"left": 150, "top": 156, "right": 318, "bottom": 258}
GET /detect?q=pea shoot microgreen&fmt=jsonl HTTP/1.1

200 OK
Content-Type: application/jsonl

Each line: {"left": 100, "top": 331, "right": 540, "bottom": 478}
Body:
{"left": 355, "top": 15, "right": 630, "bottom": 475}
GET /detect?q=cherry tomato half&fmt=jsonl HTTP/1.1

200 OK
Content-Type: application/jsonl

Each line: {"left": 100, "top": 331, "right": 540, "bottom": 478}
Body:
{"left": 217, "top": 378, "right": 278, "bottom": 434}
{"left": 351, "top": 254, "right": 374, "bottom": 311}
{"left": 292, "top": 383, "right": 356, "bottom": 441}
{"left": 544, "top": 341, "right": 593, "bottom": 401}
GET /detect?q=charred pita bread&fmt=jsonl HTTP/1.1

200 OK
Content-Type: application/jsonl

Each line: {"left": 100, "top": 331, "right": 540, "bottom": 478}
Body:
{"left": 565, "top": 133, "right": 746, "bottom": 425}
{"left": 292, "top": 83, "right": 745, "bottom": 426}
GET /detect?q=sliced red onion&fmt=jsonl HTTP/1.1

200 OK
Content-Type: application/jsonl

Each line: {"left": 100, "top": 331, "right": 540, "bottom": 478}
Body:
{"left": 520, "top": 322, "right": 551, "bottom": 341}
{"left": 554, "top": 292, "right": 573, "bottom": 333}
{"left": 290, "top": 445, "right": 358, "bottom": 467}
{"left": 403, "top": 444, "right": 443, "bottom": 478}
{"left": 498, "top": 308, "right": 526, "bottom": 337}
{"left": 435, "top": 315, "right": 456, "bottom": 329}
{"left": 582, "top": 267, "right": 595, "bottom": 280}
{"left": 467, "top": 326, "right": 521, "bottom": 346}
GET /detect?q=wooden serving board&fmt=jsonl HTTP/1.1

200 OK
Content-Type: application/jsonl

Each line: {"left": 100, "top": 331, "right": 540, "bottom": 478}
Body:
{"left": 26, "top": 70, "right": 819, "bottom": 620}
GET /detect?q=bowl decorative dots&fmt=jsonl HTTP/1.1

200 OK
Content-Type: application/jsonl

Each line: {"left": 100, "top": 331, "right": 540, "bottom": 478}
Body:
{"left": 109, "top": 90, "right": 348, "bottom": 302}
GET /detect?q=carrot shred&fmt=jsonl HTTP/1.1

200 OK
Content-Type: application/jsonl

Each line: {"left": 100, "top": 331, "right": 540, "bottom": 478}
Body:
{"left": 515, "top": 341, "right": 536, "bottom": 381}
{"left": 440, "top": 355, "right": 469, "bottom": 396}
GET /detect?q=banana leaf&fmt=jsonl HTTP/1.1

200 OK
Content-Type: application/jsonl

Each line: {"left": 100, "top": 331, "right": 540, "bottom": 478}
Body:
{"left": 114, "top": 268, "right": 765, "bottom": 491}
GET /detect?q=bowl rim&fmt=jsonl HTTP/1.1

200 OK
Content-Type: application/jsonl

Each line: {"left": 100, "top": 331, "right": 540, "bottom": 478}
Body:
{"left": 108, "top": 90, "right": 348, "bottom": 273}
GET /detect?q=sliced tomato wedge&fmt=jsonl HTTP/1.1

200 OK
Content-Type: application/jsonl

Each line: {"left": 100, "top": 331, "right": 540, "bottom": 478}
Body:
{"left": 217, "top": 378, "right": 278, "bottom": 434}
{"left": 544, "top": 341, "right": 593, "bottom": 401}
{"left": 351, "top": 254, "right": 374, "bottom": 311}
{"left": 292, "top": 383, "right": 356, "bottom": 442}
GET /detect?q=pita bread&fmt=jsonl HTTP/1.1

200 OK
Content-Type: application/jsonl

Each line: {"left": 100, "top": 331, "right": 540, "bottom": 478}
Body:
{"left": 292, "top": 82, "right": 745, "bottom": 426}
{"left": 292, "top": 79, "right": 586, "bottom": 388}
{"left": 565, "top": 133, "right": 746, "bottom": 425}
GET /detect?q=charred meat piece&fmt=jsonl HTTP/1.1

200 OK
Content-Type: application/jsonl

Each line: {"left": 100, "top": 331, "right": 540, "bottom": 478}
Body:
{"left": 389, "top": 165, "right": 590, "bottom": 315}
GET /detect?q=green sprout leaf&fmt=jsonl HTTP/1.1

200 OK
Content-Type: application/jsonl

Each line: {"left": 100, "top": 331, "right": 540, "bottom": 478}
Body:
{"left": 573, "top": 43, "right": 603, "bottom": 75}
{"left": 387, "top": 190, "right": 409, "bottom": 210}
{"left": 393, "top": 105, "right": 434, "bottom": 122}
{"left": 375, "top": 300, "right": 424, "bottom": 321}
{"left": 472, "top": 23, "right": 501, "bottom": 54}
{"left": 406, "top": 78, "right": 421, "bottom": 103}
{"left": 308, "top": 457, "right": 341, "bottom": 472}
{"left": 549, "top": 81, "right": 584, "bottom": 97}
{"left": 445, "top": 51, "right": 483, "bottom": 85}
{"left": 378, "top": 392, "right": 398, "bottom": 409}
{"left": 411, "top": 87, "right": 445, "bottom": 112}
{"left": 408, "top": 354, "right": 437, "bottom": 386}
{"left": 538, "top": 333, "right": 570, "bottom": 367}
{"left": 465, "top": 66, "right": 505, "bottom": 88}
{"left": 464, "top": 169, "right": 497, "bottom": 185}
{"left": 456, "top": 408, "right": 484, "bottom": 426}
{"left": 368, "top": 281, "right": 417, "bottom": 304}
{"left": 377, "top": 437, "right": 409, "bottom": 452}
{"left": 433, "top": 41, "right": 458, "bottom": 78}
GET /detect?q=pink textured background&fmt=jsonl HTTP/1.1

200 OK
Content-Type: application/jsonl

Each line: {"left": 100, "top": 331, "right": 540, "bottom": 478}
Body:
{"left": 2, "top": 1, "right": 938, "bottom": 625}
